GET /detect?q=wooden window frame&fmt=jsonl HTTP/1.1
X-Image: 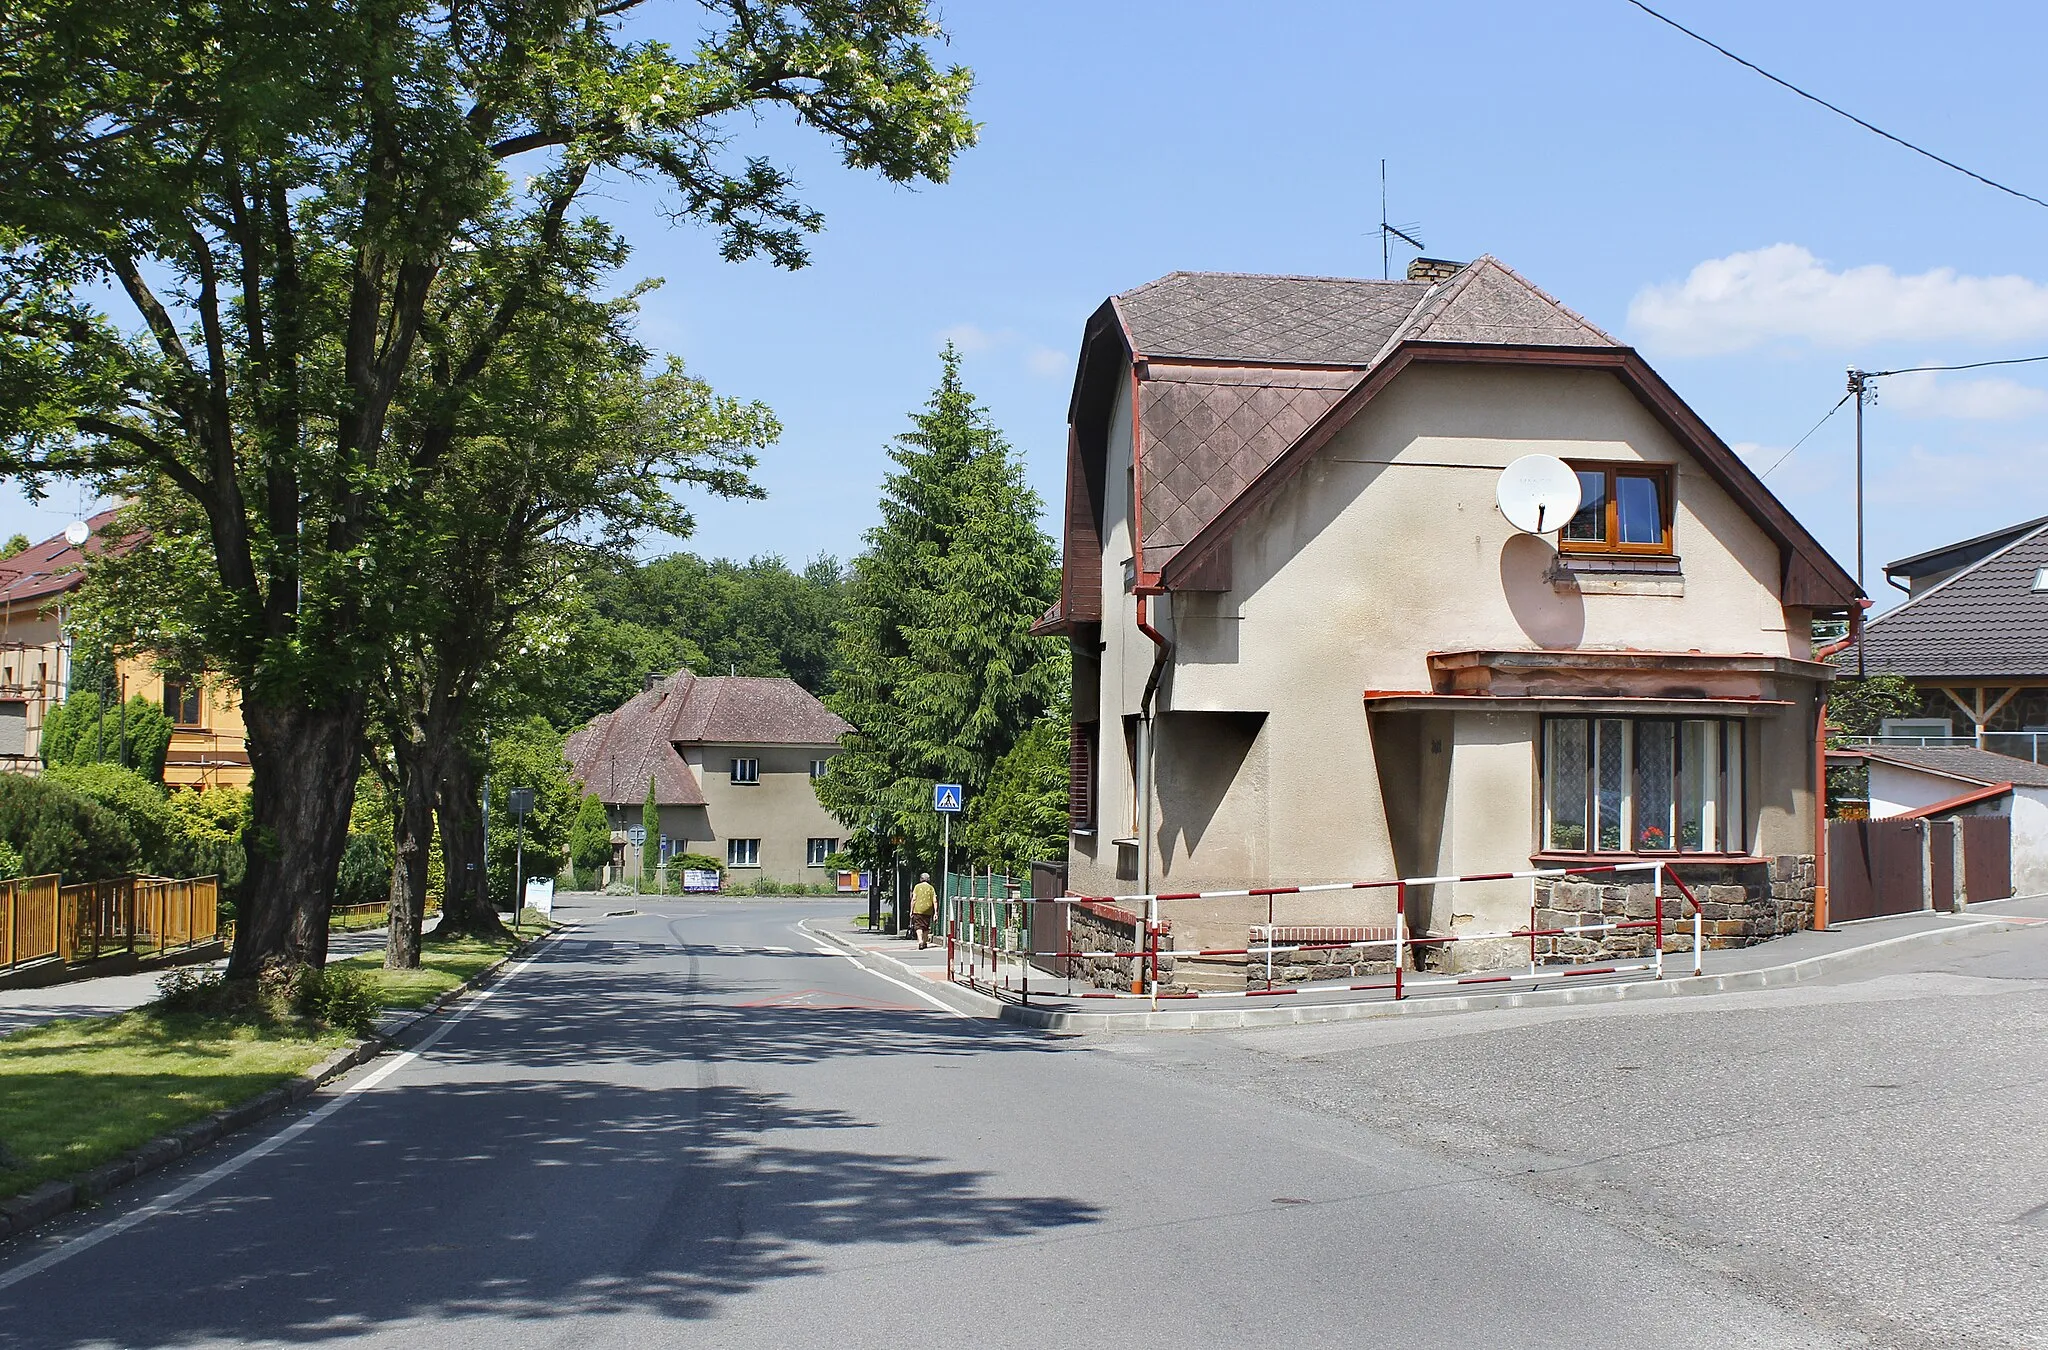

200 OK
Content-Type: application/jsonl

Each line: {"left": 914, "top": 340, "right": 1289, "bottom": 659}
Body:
{"left": 1559, "top": 461, "right": 1675, "bottom": 557}
{"left": 1539, "top": 714, "right": 1748, "bottom": 857}
{"left": 164, "top": 676, "right": 203, "bottom": 728}
{"left": 729, "top": 757, "right": 760, "bottom": 786}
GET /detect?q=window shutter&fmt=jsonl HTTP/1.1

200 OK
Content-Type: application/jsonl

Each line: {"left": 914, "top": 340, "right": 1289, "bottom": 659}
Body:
{"left": 1069, "top": 721, "right": 1096, "bottom": 829}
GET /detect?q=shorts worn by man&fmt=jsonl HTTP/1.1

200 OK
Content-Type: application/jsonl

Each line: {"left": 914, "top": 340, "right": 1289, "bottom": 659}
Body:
{"left": 910, "top": 873, "right": 938, "bottom": 949}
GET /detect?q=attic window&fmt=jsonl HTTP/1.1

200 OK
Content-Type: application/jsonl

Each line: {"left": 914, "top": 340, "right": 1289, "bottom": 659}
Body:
{"left": 1561, "top": 463, "right": 1673, "bottom": 556}
{"left": 2034, "top": 566, "right": 2048, "bottom": 592}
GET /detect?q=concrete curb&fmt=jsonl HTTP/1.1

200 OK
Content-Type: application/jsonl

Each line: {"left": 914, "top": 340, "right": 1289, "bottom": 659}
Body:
{"left": 809, "top": 915, "right": 2026, "bottom": 1033}
{"left": 802, "top": 922, "right": 1005, "bottom": 1020}
{"left": 0, "top": 921, "right": 573, "bottom": 1245}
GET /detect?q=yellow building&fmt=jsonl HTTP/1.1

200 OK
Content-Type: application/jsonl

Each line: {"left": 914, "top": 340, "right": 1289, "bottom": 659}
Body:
{"left": 114, "top": 656, "right": 252, "bottom": 792}
{"left": 0, "top": 513, "right": 249, "bottom": 790}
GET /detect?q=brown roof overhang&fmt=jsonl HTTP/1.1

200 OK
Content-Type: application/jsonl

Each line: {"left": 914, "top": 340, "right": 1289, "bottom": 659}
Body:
{"left": 1155, "top": 342, "right": 1862, "bottom": 611}
{"left": 1897, "top": 781, "right": 2014, "bottom": 818}
{"left": 1362, "top": 692, "right": 1794, "bottom": 717}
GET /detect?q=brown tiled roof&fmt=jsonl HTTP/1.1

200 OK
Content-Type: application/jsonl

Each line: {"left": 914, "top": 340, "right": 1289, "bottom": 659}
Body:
{"left": 564, "top": 673, "right": 849, "bottom": 806}
{"left": 1854, "top": 743, "right": 2048, "bottom": 790}
{"left": 0, "top": 509, "right": 132, "bottom": 612}
{"left": 1860, "top": 522, "right": 2048, "bottom": 679}
{"left": 1125, "top": 259, "right": 1620, "bottom": 576}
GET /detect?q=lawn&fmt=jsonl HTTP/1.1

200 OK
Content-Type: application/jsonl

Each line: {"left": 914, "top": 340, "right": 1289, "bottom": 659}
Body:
{"left": 0, "top": 1011, "right": 349, "bottom": 1198}
{"left": 0, "top": 917, "right": 551, "bottom": 1201}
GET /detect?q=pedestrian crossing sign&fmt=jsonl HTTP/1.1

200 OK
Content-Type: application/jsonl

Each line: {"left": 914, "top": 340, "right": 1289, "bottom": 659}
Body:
{"left": 933, "top": 783, "right": 963, "bottom": 813}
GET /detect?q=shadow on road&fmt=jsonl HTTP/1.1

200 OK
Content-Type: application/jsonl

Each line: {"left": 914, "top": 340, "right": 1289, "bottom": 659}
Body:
{"left": 5, "top": 1077, "right": 1101, "bottom": 1346}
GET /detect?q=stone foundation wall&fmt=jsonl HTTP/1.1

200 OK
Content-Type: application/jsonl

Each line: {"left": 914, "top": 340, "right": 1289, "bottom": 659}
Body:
{"left": 1062, "top": 902, "right": 1177, "bottom": 992}
{"left": 1529, "top": 856, "right": 1816, "bottom": 965}
{"left": 1247, "top": 925, "right": 1401, "bottom": 991}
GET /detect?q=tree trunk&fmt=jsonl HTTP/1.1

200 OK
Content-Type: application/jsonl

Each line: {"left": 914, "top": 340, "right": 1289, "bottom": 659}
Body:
{"left": 384, "top": 733, "right": 443, "bottom": 969}
{"left": 228, "top": 694, "right": 368, "bottom": 980}
{"left": 434, "top": 746, "right": 506, "bottom": 940}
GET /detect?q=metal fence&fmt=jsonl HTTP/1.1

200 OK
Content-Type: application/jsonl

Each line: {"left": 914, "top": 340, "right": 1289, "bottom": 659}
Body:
{"left": 2, "top": 873, "right": 220, "bottom": 970}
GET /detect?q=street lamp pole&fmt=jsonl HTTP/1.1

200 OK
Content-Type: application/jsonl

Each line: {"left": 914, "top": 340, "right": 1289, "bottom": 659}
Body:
{"left": 1848, "top": 368, "right": 1868, "bottom": 678}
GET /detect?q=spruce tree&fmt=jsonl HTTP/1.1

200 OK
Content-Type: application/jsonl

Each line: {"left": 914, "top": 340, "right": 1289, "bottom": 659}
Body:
{"left": 818, "top": 346, "right": 1062, "bottom": 874}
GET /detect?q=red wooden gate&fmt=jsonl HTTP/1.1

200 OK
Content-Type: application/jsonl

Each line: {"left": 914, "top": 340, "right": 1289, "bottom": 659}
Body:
{"left": 1960, "top": 817, "right": 2013, "bottom": 904}
{"left": 1827, "top": 819, "right": 1925, "bottom": 922}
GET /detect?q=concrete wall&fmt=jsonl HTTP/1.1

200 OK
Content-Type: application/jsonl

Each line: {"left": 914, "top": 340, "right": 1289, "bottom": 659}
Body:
{"left": 1866, "top": 764, "right": 1984, "bottom": 818}
{"left": 2014, "top": 790, "right": 2048, "bottom": 897}
{"left": 1072, "top": 360, "right": 1827, "bottom": 952}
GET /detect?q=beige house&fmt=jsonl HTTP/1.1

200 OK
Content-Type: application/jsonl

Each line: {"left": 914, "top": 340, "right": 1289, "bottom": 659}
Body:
{"left": 1038, "top": 258, "right": 1861, "bottom": 964}
{"left": 0, "top": 510, "right": 120, "bottom": 771}
{"left": 566, "top": 673, "right": 850, "bottom": 885}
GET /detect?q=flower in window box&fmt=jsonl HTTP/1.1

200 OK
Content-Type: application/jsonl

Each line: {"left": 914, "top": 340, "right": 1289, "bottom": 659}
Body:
{"left": 1637, "top": 825, "right": 1668, "bottom": 851}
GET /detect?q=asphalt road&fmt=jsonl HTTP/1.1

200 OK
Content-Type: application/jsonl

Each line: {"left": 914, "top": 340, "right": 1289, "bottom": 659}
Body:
{"left": 4, "top": 899, "right": 2034, "bottom": 1349}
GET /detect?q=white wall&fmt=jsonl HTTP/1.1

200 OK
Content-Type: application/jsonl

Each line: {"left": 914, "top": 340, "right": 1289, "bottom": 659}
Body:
{"left": 2012, "top": 789, "right": 2048, "bottom": 897}
{"left": 1866, "top": 764, "right": 1989, "bottom": 818}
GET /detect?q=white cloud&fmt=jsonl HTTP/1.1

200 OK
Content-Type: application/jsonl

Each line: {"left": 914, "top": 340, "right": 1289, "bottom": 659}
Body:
{"left": 1024, "top": 345, "right": 1069, "bottom": 378}
{"left": 939, "top": 322, "right": 1002, "bottom": 354}
{"left": 1628, "top": 245, "right": 2048, "bottom": 356}
{"left": 1876, "top": 370, "right": 2048, "bottom": 421}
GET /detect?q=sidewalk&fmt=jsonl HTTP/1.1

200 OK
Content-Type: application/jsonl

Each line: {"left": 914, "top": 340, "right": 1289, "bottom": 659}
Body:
{"left": 809, "top": 902, "right": 2045, "bottom": 1032}
{"left": 0, "top": 925, "right": 398, "bottom": 1038}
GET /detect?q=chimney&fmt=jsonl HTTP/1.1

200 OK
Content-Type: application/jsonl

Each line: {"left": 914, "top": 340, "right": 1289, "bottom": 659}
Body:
{"left": 643, "top": 672, "right": 661, "bottom": 691}
{"left": 1406, "top": 257, "right": 1465, "bottom": 284}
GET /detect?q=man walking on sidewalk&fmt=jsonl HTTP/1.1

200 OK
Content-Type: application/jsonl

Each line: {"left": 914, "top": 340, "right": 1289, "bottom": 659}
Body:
{"left": 910, "top": 873, "right": 937, "bottom": 949}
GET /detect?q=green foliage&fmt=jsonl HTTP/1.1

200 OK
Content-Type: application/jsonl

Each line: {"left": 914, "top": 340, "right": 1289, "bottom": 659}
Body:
{"left": 568, "top": 792, "right": 613, "bottom": 888}
{"left": 1826, "top": 675, "right": 1925, "bottom": 743}
{"left": 0, "top": 532, "right": 27, "bottom": 560}
{"left": 37, "top": 691, "right": 173, "bottom": 783}
{"left": 0, "top": 0, "right": 975, "bottom": 966}
{"left": 293, "top": 966, "right": 383, "bottom": 1037}
{"left": 45, "top": 762, "right": 177, "bottom": 873}
{"left": 816, "top": 348, "right": 1064, "bottom": 872}
{"left": 0, "top": 775, "right": 139, "bottom": 880}
{"left": 334, "top": 834, "right": 391, "bottom": 911}
{"left": 962, "top": 708, "right": 1072, "bottom": 874}
{"left": 485, "top": 718, "right": 581, "bottom": 902}
{"left": 164, "top": 787, "right": 250, "bottom": 891}
{"left": 641, "top": 778, "right": 659, "bottom": 882}
{"left": 553, "top": 553, "right": 846, "bottom": 729}
{"left": 0, "top": 839, "right": 21, "bottom": 880}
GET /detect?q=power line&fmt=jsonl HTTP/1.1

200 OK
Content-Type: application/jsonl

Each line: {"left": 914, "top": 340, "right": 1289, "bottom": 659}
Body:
{"left": 1758, "top": 392, "right": 1851, "bottom": 479}
{"left": 1865, "top": 353, "right": 2048, "bottom": 378}
{"left": 1624, "top": 0, "right": 2048, "bottom": 213}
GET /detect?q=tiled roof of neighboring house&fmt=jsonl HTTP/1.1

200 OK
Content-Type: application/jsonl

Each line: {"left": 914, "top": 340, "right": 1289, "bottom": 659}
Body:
{"left": 1859, "top": 520, "right": 2048, "bottom": 679}
{"left": 0, "top": 509, "right": 131, "bottom": 612}
{"left": 1885, "top": 514, "right": 2048, "bottom": 585}
{"left": 564, "top": 673, "right": 850, "bottom": 806}
{"left": 1853, "top": 743, "right": 2048, "bottom": 790}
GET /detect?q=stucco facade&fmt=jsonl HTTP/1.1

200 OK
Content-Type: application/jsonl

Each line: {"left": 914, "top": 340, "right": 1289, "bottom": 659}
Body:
{"left": 1051, "top": 262, "right": 1860, "bottom": 965}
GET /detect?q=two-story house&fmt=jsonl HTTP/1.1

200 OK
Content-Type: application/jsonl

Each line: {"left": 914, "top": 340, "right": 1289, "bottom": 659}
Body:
{"left": 565, "top": 672, "right": 850, "bottom": 884}
{"left": 1039, "top": 258, "right": 1862, "bottom": 966}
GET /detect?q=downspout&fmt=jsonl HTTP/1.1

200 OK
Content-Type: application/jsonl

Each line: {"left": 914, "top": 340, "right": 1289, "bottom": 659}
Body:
{"left": 1128, "top": 359, "right": 1171, "bottom": 894}
{"left": 1810, "top": 601, "right": 1867, "bottom": 930}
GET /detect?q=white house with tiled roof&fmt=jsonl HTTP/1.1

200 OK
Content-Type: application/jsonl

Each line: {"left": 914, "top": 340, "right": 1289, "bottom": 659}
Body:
{"left": 1041, "top": 256, "right": 1863, "bottom": 968}
{"left": 565, "top": 672, "right": 850, "bottom": 884}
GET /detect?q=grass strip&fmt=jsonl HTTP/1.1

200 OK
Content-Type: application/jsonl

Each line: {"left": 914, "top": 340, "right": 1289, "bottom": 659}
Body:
{"left": 0, "top": 1011, "right": 348, "bottom": 1198}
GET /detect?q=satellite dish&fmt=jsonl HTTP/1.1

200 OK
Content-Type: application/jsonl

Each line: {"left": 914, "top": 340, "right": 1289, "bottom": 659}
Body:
{"left": 1496, "top": 455, "right": 1582, "bottom": 535}
{"left": 62, "top": 520, "right": 91, "bottom": 547}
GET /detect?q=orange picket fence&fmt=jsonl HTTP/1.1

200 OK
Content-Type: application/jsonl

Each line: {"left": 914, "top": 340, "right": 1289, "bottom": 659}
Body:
{"left": 2, "top": 873, "right": 220, "bottom": 971}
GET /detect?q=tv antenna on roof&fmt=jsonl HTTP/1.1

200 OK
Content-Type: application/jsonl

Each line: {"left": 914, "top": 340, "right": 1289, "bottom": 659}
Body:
{"left": 1377, "top": 159, "right": 1425, "bottom": 281}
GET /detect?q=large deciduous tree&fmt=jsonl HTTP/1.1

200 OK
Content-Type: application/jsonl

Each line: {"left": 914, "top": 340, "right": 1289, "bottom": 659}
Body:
{"left": 816, "top": 347, "right": 1062, "bottom": 874}
{"left": 0, "top": 0, "right": 974, "bottom": 979}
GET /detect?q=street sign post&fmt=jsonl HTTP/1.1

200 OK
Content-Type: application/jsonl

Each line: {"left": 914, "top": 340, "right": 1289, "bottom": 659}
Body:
{"left": 934, "top": 784, "right": 963, "bottom": 928}
{"left": 508, "top": 788, "right": 534, "bottom": 934}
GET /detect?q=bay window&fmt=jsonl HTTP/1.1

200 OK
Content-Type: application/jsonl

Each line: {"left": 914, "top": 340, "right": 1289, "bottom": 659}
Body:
{"left": 1541, "top": 716, "right": 1744, "bottom": 854}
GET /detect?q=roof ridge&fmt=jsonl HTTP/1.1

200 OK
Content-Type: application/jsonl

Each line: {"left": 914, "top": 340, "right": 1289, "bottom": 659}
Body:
{"left": 1121, "top": 270, "right": 1430, "bottom": 293}
{"left": 1865, "top": 518, "right": 2048, "bottom": 628}
{"left": 1404, "top": 255, "right": 1619, "bottom": 346}
{"left": 1884, "top": 514, "right": 2048, "bottom": 573}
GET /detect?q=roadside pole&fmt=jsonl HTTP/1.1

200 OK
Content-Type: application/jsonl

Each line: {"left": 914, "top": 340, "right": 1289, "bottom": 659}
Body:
{"left": 934, "top": 783, "right": 962, "bottom": 952}
{"left": 507, "top": 788, "right": 534, "bottom": 935}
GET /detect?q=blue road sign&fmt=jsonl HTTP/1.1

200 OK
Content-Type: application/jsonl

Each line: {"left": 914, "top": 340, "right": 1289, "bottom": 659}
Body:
{"left": 933, "top": 783, "right": 963, "bottom": 813}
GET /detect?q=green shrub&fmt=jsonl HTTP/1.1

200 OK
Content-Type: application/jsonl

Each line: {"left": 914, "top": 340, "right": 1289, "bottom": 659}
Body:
{"left": 335, "top": 832, "right": 391, "bottom": 910}
{"left": 164, "top": 787, "right": 250, "bottom": 890}
{"left": 46, "top": 762, "right": 178, "bottom": 873}
{"left": 38, "top": 690, "right": 174, "bottom": 783}
{"left": 0, "top": 774, "right": 140, "bottom": 879}
{"left": 0, "top": 840, "right": 22, "bottom": 880}
{"left": 295, "top": 965, "right": 382, "bottom": 1036}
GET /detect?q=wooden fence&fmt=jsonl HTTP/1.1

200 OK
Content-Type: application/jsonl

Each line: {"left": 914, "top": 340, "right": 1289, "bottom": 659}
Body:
{"left": 2, "top": 874, "right": 62, "bottom": 970}
{"left": 2, "top": 873, "right": 220, "bottom": 971}
{"left": 1826, "top": 816, "right": 2013, "bottom": 922}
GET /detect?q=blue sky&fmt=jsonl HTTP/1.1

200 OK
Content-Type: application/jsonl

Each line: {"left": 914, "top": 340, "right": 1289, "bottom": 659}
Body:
{"left": 9, "top": 0, "right": 2048, "bottom": 612}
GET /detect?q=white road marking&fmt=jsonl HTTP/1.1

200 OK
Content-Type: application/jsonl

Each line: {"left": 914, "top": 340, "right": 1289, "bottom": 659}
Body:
{"left": 0, "top": 941, "right": 555, "bottom": 1292}
{"left": 795, "top": 920, "right": 969, "bottom": 1019}
{"left": 764, "top": 945, "right": 792, "bottom": 953}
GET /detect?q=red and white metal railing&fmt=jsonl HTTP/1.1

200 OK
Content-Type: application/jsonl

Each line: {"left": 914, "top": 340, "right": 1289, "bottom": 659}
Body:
{"left": 947, "top": 861, "right": 1710, "bottom": 1009}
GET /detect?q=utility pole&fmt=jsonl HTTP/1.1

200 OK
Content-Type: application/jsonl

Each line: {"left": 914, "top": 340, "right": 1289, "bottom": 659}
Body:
{"left": 1847, "top": 368, "right": 1869, "bottom": 678}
